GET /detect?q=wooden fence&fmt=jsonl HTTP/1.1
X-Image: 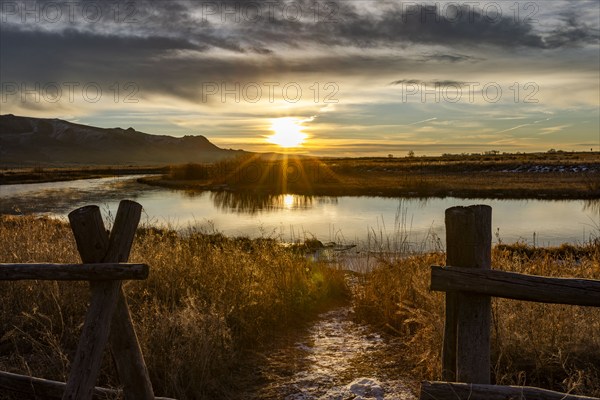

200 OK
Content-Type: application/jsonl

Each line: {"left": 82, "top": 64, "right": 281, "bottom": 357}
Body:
{"left": 0, "top": 200, "right": 174, "bottom": 400}
{"left": 419, "top": 205, "right": 600, "bottom": 400}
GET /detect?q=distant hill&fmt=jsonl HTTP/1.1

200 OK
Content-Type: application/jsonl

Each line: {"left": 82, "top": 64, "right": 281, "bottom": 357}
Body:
{"left": 0, "top": 114, "right": 244, "bottom": 166}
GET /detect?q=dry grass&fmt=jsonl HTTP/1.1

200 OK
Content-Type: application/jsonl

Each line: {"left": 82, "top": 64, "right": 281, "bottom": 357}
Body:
{"left": 0, "top": 165, "right": 167, "bottom": 185}
{"left": 2, "top": 213, "right": 599, "bottom": 397}
{"left": 3, "top": 151, "right": 599, "bottom": 197}
{"left": 147, "top": 152, "right": 600, "bottom": 199}
{"left": 0, "top": 216, "right": 348, "bottom": 399}
{"left": 354, "top": 243, "right": 600, "bottom": 397}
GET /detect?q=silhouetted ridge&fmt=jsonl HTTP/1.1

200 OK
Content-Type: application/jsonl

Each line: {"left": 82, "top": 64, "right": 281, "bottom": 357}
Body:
{"left": 0, "top": 114, "right": 244, "bottom": 166}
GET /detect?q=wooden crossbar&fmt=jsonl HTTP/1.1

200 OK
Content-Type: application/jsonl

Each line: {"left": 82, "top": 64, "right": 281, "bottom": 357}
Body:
{"left": 431, "top": 265, "right": 600, "bottom": 307}
{"left": 420, "top": 381, "right": 599, "bottom": 400}
{"left": 0, "top": 371, "right": 175, "bottom": 400}
{"left": 0, "top": 263, "right": 149, "bottom": 281}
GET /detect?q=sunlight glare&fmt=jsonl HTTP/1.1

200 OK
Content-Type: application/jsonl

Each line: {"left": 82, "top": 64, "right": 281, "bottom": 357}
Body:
{"left": 267, "top": 117, "right": 307, "bottom": 148}
{"left": 283, "top": 194, "right": 295, "bottom": 209}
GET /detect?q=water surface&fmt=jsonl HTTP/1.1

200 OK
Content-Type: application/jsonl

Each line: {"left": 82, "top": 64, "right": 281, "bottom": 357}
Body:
{"left": 1, "top": 176, "right": 598, "bottom": 251}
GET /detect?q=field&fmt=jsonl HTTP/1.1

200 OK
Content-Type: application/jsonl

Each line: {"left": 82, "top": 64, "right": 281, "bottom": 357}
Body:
{"left": 142, "top": 152, "right": 600, "bottom": 199}
{"left": 0, "top": 216, "right": 348, "bottom": 399}
{"left": 0, "top": 216, "right": 599, "bottom": 398}
{"left": 3, "top": 152, "right": 599, "bottom": 199}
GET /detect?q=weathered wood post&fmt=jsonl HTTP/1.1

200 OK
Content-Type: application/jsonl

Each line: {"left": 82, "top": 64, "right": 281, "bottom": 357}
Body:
{"left": 63, "top": 200, "right": 154, "bottom": 400}
{"left": 443, "top": 205, "right": 492, "bottom": 384}
{"left": 103, "top": 201, "right": 155, "bottom": 400}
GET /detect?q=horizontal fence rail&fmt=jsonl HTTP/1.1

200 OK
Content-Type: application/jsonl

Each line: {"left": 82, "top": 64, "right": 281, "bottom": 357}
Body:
{"left": 0, "top": 371, "right": 175, "bottom": 400}
{"left": 431, "top": 266, "right": 600, "bottom": 307}
{"left": 0, "top": 263, "right": 149, "bottom": 281}
{"left": 420, "top": 381, "right": 599, "bottom": 400}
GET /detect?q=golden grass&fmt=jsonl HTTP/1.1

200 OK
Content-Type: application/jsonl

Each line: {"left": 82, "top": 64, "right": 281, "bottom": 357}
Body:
{"left": 4, "top": 151, "right": 598, "bottom": 197}
{"left": 2, "top": 213, "right": 599, "bottom": 397}
{"left": 0, "top": 216, "right": 348, "bottom": 399}
{"left": 151, "top": 152, "right": 600, "bottom": 199}
{"left": 354, "top": 244, "right": 600, "bottom": 396}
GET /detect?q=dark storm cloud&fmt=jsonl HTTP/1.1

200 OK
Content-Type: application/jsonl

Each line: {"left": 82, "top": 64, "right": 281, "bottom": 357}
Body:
{"left": 1, "top": 1, "right": 598, "bottom": 105}
{"left": 544, "top": 11, "right": 600, "bottom": 48}
{"left": 155, "top": 1, "right": 597, "bottom": 50}
{"left": 324, "top": 4, "right": 546, "bottom": 48}
{"left": 0, "top": 28, "right": 202, "bottom": 96}
{"left": 0, "top": 28, "right": 416, "bottom": 103}
{"left": 3, "top": 1, "right": 598, "bottom": 50}
{"left": 0, "top": 29, "right": 199, "bottom": 76}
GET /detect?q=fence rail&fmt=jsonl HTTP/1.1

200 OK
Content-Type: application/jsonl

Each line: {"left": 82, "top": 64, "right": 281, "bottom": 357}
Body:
{"left": 0, "top": 200, "right": 168, "bottom": 400}
{"left": 420, "top": 381, "right": 599, "bottom": 400}
{"left": 0, "top": 371, "right": 176, "bottom": 400}
{"left": 431, "top": 265, "right": 600, "bottom": 307}
{"left": 419, "top": 204, "right": 600, "bottom": 400}
{"left": 0, "top": 263, "right": 148, "bottom": 281}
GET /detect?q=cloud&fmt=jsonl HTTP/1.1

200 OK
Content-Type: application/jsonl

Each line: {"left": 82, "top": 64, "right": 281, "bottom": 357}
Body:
{"left": 2, "top": 1, "right": 598, "bottom": 51}
{"left": 495, "top": 123, "right": 533, "bottom": 134}
{"left": 538, "top": 125, "right": 570, "bottom": 135}
{"left": 389, "top": 79, "right": 468, "bottom": 87}
{"left": 544, "top": 10, "right": 600, "bottom": 48}
{"left": 417, "top": 53, "right": 484, "bottom": 63}
{"left": 3, "top": 1, "right": 598, "bottom": 94}
{"left": 408, "top": 117, "right": 437, "bottom": 125}
{"left": 1, "top": 0, "right": 598, "bottom": 155}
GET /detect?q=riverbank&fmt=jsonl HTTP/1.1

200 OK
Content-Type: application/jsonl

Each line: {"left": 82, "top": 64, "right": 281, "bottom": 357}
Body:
{"left": 140, "top": 152, "right": 600, "bottom": 200}
{"left": 3, "top": 152, "right": 599, "bottom": 199}
{"left": 0, "top": 165, "right": 168, "bottom": 185}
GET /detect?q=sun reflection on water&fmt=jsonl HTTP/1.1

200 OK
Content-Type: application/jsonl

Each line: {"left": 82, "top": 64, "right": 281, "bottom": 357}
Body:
{"left": 283, "top": 194, "right": 295, "bottom": 209}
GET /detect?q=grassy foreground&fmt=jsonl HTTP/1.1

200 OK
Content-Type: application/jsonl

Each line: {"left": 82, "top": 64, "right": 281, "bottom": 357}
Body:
{"left": 142, "top": 152, "right": 600, "bottom": 199}
{"left": 354, "top": 242, "right": 600, "bottom": 397}
{"left": 1, "top": 216, "right": 599, "bottom": 398}
{"left": 0, "top": 216, "right": 347, "bottom": 399}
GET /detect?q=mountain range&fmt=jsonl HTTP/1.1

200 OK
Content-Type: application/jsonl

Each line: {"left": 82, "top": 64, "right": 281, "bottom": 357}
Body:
{"left": 0, "top": 114, "right": 244, "bottom": 166}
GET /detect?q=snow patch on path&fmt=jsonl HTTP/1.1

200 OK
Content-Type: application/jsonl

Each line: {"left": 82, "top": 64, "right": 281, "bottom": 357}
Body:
{"left": 248, "top": 307, "right": 416, "bottom": 399}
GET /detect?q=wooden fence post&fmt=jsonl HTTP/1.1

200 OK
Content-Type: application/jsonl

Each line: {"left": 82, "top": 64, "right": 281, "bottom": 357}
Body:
{"left": 441, "top": 291, "right": 457, "bottom": 381}
{"left": 63, "top": 200, "right": 154, "bottom": 400}
{"left": 63, "top": 205, "right": 115, "bottom": 400}
{"left": 444, "top": 205, "right": 492, "bottom": 384}
{"left": 105, "top": 202, "right": 155, "bottom": 400}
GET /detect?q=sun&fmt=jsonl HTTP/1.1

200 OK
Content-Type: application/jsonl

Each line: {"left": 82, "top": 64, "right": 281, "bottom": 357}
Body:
{"left": 267, "top": 117, "right": 307, "bottom": 148}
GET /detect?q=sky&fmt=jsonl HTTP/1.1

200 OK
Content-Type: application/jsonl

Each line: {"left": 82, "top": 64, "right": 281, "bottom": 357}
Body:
{"left": 1, "top": 0, "right": 599, "bottom": 156}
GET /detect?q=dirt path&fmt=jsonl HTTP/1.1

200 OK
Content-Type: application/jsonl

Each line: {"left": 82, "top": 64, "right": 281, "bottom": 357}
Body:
{"left": 244, "top": 305, "right": 416, "bottom": 399}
